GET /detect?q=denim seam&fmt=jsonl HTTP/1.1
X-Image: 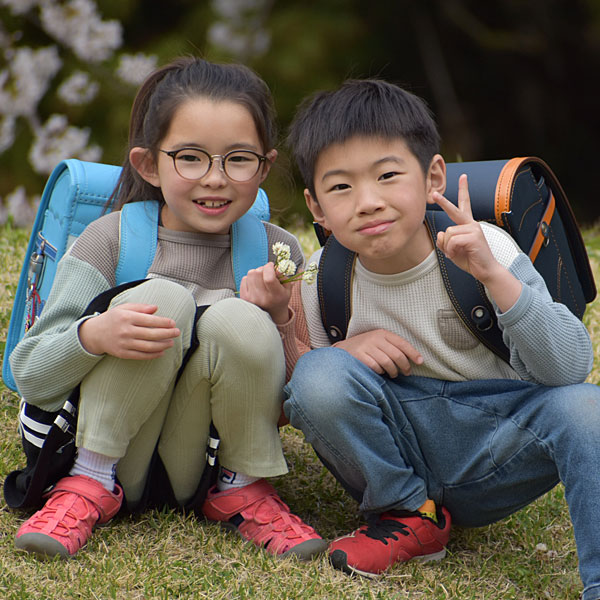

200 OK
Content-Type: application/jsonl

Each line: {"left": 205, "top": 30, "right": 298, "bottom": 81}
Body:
{"left": 437, "top": 393, "right": 555, "bottom": 464}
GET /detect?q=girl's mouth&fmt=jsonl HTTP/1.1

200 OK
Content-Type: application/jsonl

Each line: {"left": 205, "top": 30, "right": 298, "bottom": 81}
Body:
{"left": 195, "top": 199, "right": 230, "bottom": 208}
{"left": 193, "top": 198, "right": 231, "bottom": 214}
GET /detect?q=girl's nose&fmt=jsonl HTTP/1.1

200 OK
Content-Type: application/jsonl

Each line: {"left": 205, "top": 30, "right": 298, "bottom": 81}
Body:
{"left": 200, "top": 159, "right": 227, "bottom": 187}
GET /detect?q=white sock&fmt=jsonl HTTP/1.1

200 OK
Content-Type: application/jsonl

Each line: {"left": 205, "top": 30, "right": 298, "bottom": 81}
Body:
{"left": 69, "top": 447, "right": 118, "bottom": 492}
{"left": 217, "top": 467, "right": 259, "bottom": 492}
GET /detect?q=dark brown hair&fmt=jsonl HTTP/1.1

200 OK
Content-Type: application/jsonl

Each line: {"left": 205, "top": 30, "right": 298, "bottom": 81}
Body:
{"left": 112, "top": 57, "right": 277, "bottom": 209}
{"left": 287, "top": 79, "right": 440, "bottom": 199}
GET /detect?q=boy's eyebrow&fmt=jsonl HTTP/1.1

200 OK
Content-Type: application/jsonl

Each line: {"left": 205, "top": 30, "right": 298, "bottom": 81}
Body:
{"left": 320, "top": 155, "right": 406, "bottom": 182}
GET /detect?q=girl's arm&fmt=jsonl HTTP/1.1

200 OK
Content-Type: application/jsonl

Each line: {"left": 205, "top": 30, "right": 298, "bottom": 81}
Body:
{"left": 9, "top": 255, "right": 111, "bottom": 408}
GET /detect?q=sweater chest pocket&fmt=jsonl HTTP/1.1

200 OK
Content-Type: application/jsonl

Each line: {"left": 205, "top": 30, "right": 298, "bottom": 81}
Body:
{"left": 437, "top": 309, "right": 479, "bottom": 350}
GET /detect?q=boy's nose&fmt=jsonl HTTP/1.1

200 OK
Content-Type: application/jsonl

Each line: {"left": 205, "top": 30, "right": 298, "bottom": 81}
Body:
{"left": 355, "top": 188, "right": 385, "bottom": 213}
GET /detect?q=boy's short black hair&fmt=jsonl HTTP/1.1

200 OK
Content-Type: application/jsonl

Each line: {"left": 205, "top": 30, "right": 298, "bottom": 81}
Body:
{"left": 287, "top": 79, "right": 441, "bottom": 198}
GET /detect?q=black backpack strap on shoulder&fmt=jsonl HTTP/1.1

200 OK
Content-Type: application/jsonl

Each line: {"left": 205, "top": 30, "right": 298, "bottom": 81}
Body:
{"left": 424, "top": 210, "right": 510, "bottom": 363}
{"left": 317, "top": 234, "right": 356, "bottom": 343}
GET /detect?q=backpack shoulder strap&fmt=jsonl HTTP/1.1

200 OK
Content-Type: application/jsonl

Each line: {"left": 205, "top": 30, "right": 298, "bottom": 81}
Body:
{"left": 230, "top": 211, "right": 268, "bottom": 291}
{"left": 116, "top": 201, "right": 160, "bottom": 285}
{"left": 317, "top": 234, "right": 356, "bottom": 343}
{"left": 423, "top": 210, "right": 510, "bottom": 363}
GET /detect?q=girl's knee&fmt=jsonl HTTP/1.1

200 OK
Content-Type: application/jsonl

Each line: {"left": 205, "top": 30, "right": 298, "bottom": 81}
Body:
{"left": 198, "top": 298, "right": 280, "bottom": 363}
{"left": 112, "top": 279, "right": 196, "bottom": 323}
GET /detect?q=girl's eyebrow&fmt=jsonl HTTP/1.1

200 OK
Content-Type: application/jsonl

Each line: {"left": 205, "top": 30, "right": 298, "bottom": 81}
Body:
{"left": 169, "top": 142, "right": 261, "bottom": 152}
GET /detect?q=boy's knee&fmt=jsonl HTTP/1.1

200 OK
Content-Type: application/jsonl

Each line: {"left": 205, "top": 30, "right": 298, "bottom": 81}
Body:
{"left": 285, "top": 348, "right": 360, "bottom": 422}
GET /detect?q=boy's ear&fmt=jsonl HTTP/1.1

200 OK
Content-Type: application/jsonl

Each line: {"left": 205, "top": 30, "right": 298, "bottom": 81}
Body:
{"left": 304, "top": 188, "right": 330, "bottom": 230}
{"left": 129, "top": 147, "right": 160, "bottom": 187}
{"left": 426, "top": 154, "right": 446, "bottom": 198}
{"left": 258, "top": 149, "right": 278, "bottom": 183}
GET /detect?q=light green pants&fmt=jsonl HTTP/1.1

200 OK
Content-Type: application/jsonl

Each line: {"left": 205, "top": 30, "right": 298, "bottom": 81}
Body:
{"left": 76, "top": 279, "right": 287, "bottom": 506}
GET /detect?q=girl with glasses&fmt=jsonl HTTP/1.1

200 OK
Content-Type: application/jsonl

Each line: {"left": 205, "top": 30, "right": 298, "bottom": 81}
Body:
{"left": 10, "top": 57, "right": 325, "bottom": 560}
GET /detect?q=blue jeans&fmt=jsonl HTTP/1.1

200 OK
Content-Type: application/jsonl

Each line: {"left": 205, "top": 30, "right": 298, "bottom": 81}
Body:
{"left": 284, "top": 347, "right": 600, "bottom": 600}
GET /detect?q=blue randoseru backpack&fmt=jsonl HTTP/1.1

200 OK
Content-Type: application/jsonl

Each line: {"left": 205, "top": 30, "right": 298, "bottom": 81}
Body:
{"left": 2, "top": 158, "right": 270, "bottom": 511}
{"left": 315, "top": 156, "right": 597, "bottom": 362}
{"left": 2, "top": 158, "right": 270, "bottom": 392}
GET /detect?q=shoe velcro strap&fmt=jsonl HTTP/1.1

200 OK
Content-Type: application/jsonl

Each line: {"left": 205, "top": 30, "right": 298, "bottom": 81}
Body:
{"left": 48, "top": 476, "right": 123, "bottom": 523}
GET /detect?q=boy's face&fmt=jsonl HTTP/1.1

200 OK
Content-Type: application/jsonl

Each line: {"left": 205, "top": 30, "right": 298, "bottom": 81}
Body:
{"left": 305, "top": 136, "right": 446, "bottom": 274}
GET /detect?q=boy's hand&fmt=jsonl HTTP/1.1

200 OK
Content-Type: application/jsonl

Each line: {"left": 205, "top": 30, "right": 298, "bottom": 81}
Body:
{"left": 431, "top": 173, "right": 522, "bottom": 312}
{"left": 240, "top": 262, "right": 292, "bottom": 324}
{"left": 334, "top": 329, "right": 423, "bottom": 377}
{"left": 78, "top": 303, "right": 181, "bottom": 359}
{"left": 430, "top": 174, "right": 499, "bottom": 283}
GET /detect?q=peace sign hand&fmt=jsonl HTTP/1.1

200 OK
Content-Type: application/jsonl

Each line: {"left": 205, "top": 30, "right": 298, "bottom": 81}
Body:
{"left": 430, "top": 173, "right": 498, "bottom": 283}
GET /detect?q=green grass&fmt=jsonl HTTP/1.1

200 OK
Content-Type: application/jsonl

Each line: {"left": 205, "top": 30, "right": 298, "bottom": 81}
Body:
{"left": 1, "top": 222, "right": 599, "bottom": 599}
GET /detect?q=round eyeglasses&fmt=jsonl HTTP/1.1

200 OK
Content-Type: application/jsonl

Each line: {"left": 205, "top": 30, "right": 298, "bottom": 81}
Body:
{"left": 159, "top": 148, "right": 267, "bottom": 182}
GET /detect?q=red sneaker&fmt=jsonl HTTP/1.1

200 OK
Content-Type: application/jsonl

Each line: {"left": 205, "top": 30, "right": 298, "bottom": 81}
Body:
{"left": 15, "top": 475, "right": 123, "bottom": 558}
{"left": 202, "top": 479, "right": 327, "bottom": 559}
{"left": 329, "top": 507, "right": 451, "bottom": 577}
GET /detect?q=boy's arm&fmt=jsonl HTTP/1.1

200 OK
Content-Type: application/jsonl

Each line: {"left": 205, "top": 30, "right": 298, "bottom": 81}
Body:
{"left": 432, "top": 175, "right": 593, "bottom": 385}
{"left": 495, "top": 254, "right": 593, "bottom": 385}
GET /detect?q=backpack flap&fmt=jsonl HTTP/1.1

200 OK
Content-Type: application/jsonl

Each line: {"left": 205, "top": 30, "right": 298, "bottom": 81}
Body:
{"left": 444, "top": 157, "right": 596, "bottom": 319}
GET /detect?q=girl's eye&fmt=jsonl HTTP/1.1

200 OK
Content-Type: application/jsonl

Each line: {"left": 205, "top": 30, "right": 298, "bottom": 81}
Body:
{"left": 330, "top": 183, "right": 350, "bottom": 192}
{"left": 178, "top": 153, "right": 203, "bottom": 163}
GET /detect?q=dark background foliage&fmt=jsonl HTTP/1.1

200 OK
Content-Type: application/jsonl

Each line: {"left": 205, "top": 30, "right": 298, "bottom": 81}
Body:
{"left": 2, "top": 0, "right": 599, "bottom": 226}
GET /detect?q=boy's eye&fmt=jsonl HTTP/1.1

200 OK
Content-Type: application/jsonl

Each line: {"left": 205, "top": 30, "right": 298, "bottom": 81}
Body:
{"left": 379, "top": 171, "right": 399, "bottom": 181}
{"left": 329, "top": 183, "right": 350, "bottom": 191}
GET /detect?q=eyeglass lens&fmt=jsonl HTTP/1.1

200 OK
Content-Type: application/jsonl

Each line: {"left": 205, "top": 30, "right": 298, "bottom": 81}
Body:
{"left": 172, "top": 149, "right": 261, "bottom": 182}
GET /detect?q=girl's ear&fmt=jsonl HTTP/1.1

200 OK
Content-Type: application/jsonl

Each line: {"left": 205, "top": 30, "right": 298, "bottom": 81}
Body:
{"left": 258, "top": 149, "right": 278, "bottom": 183}
{"left": 304, "top": 188, "right": 330, "bottom": 230}
{"left": 129, "top": 147, "right": 160, "bottom": 187}
{"left": 426, "top": 154, "right": 446, "bottom": 198}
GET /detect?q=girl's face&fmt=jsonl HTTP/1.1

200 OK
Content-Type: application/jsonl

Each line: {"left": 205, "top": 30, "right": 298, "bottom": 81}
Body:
{"left": 133, "top": 97, "right": 276, "bottom": 234}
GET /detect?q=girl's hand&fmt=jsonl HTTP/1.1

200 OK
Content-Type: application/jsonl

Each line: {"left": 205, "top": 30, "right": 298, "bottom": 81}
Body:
{"left": 78, "top": 303, "right": 181, "bottom": 359}
{"left": 240, "top": 262, "right": 292, "bottom": 324}
{"left": 334, "top": 329, "right": 423, "bottom": 377}
{"left": 430, "top": 173, "right": 522, "bottom": 312}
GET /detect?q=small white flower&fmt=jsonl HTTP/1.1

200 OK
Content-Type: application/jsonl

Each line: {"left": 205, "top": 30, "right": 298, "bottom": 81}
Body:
{"left": 6, "top": 186, "right": 37, "bottom": 227}
{"left": 28, "top": 113, "right": 102, "bottom": 174}
{"left": 272, "top": 242, "right": 291, "bottom": 260}
{"left": 301, "top": 262, "right": 318, "bottom": 284}
{"left": 276, "top": 258, "right": 296, "bottom": 277}
{"left": 57, "top": 71, "right": 99, "bottom": 105}
{"left": 116, "top": 53, "right": 158, "bottom": 86}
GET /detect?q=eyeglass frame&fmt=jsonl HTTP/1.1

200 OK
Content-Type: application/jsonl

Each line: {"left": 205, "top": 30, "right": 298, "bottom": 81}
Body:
{"left": 159, "top": 147, "right": 268, "bottom": 182}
